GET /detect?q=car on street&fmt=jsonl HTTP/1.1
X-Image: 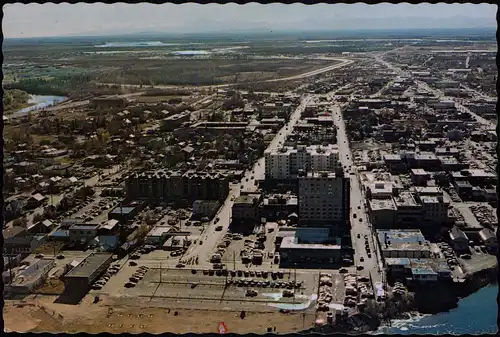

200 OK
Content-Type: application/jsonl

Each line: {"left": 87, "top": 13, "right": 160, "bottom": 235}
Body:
{"left": 215, "top": 225, "right": 223, "bottom": 231}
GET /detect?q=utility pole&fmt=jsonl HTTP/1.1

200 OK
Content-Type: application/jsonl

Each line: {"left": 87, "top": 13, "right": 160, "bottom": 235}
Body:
{"left": 8, "top": 255, "right": 13, "bottom": 285}
{"left": 160, "top": 262, "right": 162, "bottom": 283}
{"left": 293, "top": 264, "right": 297, "bottom": 307}
{"left": 233, "top": 251, "right": 236, "bottom": 271}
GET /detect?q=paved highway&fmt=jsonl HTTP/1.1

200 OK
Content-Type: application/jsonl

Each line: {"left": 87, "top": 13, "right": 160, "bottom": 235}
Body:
{"left": 97, "top": 58, "right": 354, "bottom": 90}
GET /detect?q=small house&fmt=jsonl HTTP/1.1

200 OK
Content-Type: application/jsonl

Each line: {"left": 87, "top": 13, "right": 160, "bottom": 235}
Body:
{"left": 449, "top": 226, "right": 469, "bottom": 252}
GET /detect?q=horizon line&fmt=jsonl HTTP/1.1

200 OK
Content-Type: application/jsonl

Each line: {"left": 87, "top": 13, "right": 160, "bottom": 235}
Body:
{"left": 5, "top": 26, "right": 496, "bottom": 40}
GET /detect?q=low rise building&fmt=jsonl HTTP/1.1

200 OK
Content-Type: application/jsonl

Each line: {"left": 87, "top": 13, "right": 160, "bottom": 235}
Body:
{"left": 7, "top": 258, "right": 55, "bottom": 294}
{"left": 63, "top": 252, "right": 113, "bottom": 291}
{"left": 383, "top": 154, "right": 406, "bottom": 172}
{"left": 260, "top": 194, "right": 298, "bottom": 221}
{"left": 68, "top": 224, "right": 99, "bottom": 244}
{"left": 368, "top": 199, "right": 397, "bottom": 228}
{"left": 232, "top": 194, "right": 262, "bottom": 224}
{"left": 410, "top": 169, "right": 431, "bottom": 186}
{"left": 145, "top": 226, "right": 172, "bottom": 245}
{"left": 449, "top": 226, "right": 469, "bottom": 252}
{"left": 192, "top": 200, "right": 221, "bottom": 220}
{"left": 367, "top": 181, "right": 394, "bottom": 199}
{"left": 161, "top": 111, "right": 191, "bottom": 131}
{"left": 478, "top": 228, "right": 497, "bottom": 252}
{"left": 377, "top": 229, "right": 432, "bottom": 259}
{"left": 419, "top": 195, "right": 449, "bottom": 225}
{"left": 278, "top": 228, "right": 345, "bottom": 267}
{"left": 394, "top": 193, "right": 423, "bottom": 228}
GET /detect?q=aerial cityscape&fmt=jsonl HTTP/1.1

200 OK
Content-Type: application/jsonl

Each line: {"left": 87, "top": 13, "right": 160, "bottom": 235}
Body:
{"left": 2, "top": 3, "right": 498, "bottom": 335}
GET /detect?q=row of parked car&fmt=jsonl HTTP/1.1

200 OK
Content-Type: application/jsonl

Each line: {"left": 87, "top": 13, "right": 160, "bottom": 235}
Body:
{"left": 229, "top": 278, "right": 302, "bottom": 289}
{"left": 438, "top": 242, "right": 459, "bottom": 270}
{"left": 91, "top": 263, "right": 122, "bottom": 290}
{"left": 125, "top": 266, "right": 149, "bottom": 288}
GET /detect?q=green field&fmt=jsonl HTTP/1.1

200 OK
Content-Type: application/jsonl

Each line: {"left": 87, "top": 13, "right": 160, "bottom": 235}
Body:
{"left": 2, "top": 36, "right": 396, "bottom": 94}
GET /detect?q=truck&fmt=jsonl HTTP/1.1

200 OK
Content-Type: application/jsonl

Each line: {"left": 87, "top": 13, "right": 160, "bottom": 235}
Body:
{"left": 252, "top": 251, "right": 263, "bottom": 265}
{"left": 273, "top": 253, "right": 280, "bottom": 264}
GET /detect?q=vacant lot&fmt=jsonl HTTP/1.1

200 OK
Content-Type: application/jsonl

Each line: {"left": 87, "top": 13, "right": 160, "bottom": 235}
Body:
{"left": 5, "top": 295, "right": 315, "bottom": 334}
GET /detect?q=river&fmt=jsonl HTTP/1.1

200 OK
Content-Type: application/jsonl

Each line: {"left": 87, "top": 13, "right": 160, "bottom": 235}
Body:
{"left": 12, "top": 95, "right": 67, "bottom": 117}
{"left": 375, "top": 285, "right": 498, "bottom": 335}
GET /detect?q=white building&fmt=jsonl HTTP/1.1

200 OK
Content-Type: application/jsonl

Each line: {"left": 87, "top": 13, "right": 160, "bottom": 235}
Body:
{"left": 265, "top": 145, "right": 340, "bottom": 180}
{"left": 298, "top": 171, "right": 350, "bottom": 230}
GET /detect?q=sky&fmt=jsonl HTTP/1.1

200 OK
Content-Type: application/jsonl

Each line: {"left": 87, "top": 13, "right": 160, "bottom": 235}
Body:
{"left": 3, "top": 3, "right": 497, "bottom": 38}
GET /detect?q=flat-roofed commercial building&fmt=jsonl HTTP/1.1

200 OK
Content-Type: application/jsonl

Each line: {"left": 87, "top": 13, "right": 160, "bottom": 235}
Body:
{"left": 278, "top": 228, "right": 346, "bottom": 267}
{"left": 394, "top": 192, "right": 423, "bottom": 228}
{"left": 63, "top": 252, "right": 113, "bottom": 289}
{"left": 368, "top": 198, "right": 397, "bottom": 228}
{"left": 232, "top": 194, "right": 262, "bottom": 224}
{"left": 377, "top": 229, "right": 432, "bottom": 259}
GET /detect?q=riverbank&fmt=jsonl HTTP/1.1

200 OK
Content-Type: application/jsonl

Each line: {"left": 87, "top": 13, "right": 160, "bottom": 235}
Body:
{"left": 376, "top": 285, "right": 498, "bottom": 334}
{"left": 304, "top": 263, "right": 498, "bottom": 334}
{"left": 9, "top": 95, "right": 67, "bottom": 118}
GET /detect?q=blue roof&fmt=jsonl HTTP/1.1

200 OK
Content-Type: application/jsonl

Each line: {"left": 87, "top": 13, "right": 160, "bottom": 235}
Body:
{"left": 377, "top": 230, "right": 425, "bottom": 245}
{"left": 49, "top": 230, "right": 70, "bottom": 237}
{"left": 411, "top": 267, "right": 438, "bottom": 275}
{"left": 386, "top": 257, "right": 410, "bottom": 266}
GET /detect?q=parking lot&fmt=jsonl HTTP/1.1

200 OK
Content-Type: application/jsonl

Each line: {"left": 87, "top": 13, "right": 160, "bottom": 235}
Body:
{"left": 92, "top": 264, "right": 320, "bottom": 312}
{"left": 220, "top": 222, "right": 279, "bottom": 268}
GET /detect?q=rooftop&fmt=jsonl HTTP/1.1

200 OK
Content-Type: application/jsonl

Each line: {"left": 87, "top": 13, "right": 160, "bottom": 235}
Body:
{"left": 303, "top": 171, "right": 340, "bottom": 179}
{"left": 280, "top": 236, "right": 341, "bottom": 251}
{"left": 394, "top": 193, "right": 419, "bottom": 207}
{"left": 369, "top": 199, "right": 397, "bottom": 211}
{"left": 13, "top": 258, "right": 55, "bottom": 285}
{"left": 385, "top": 257, "right": 411, "bottom": 266}
{"left": 65, "top": 252, "right": 112, "bottom": 279}
{"left": 234, "top": 194, "right": 261, "bottom": 206}
{"left": 377, "top": 229, "right": 430, "bottom": 252}
{"left": 109, "top": 206, "right": 136, "bottom": 215}
{"left": 101, "top": 219, "right": 119, "bottom": 231}
{"left": 147, "top": 226, "right": 172, "bottom": 237}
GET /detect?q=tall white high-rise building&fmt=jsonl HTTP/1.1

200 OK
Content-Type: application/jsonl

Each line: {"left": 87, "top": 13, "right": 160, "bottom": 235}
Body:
{"left": 265, "top": 145, "right": 340, "bottom": 180}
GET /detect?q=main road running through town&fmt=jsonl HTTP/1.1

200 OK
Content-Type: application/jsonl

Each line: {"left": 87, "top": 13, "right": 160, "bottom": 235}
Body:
{"left": 329, "top": 102, "right": 384, "bottom": 287}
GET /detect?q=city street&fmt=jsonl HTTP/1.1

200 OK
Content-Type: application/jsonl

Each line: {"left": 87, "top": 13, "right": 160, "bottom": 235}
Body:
{"left": 375, "top": 54, "right": 495, "bottom": 130}
{"left": 330, "top": 104, "right": 383, "bottom": 286}
{"left": 181, "top": 95, "right": 316, "bottom": 266}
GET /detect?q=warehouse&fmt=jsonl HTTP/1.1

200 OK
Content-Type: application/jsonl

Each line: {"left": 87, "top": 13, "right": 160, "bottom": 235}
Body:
{"left": 278, "top": 228, "right": 345, "bottom": 268}
{"left": 63, "top": 252, "right": 113, "bottom": 291}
